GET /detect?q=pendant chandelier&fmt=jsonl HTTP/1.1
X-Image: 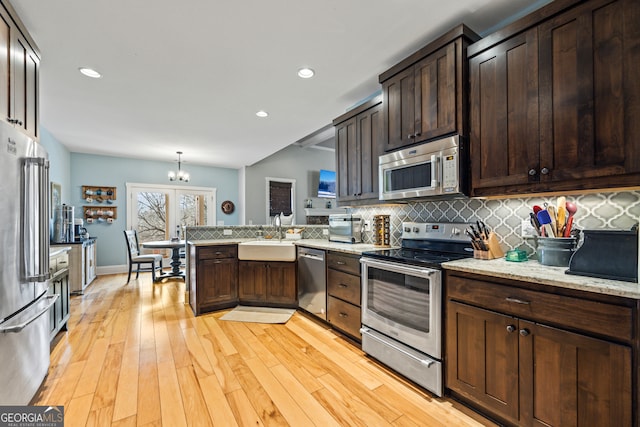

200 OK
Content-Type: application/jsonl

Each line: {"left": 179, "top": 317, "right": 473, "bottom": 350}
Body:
{"left": 168, "top": 151, "right": 190, "bottom": 182}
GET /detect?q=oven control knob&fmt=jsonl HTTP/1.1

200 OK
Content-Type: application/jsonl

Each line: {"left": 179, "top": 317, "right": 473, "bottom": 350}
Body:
{"left": 413, "top": 227, "right": 420, "bottom": 233}
{"left": 450, "top": 227, "right": 461, "bottom": 236}
{"left": 404, "top": 227, "right": 411, "bottom": 233}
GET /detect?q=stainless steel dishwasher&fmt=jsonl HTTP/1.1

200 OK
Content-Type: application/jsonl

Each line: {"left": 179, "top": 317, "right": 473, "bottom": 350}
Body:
{"left": 297, "top": 247, "right": 327, "bottom": 320}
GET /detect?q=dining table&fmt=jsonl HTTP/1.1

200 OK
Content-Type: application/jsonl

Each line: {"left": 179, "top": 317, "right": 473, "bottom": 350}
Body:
{"left": 141, "top": 239, "right": 186, "bottom": 281}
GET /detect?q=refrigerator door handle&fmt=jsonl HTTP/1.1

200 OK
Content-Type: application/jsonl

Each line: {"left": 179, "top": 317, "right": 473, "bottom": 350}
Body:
{"left": 0, "top": 294, "right": 58, "bottom": 333}
{"left": 23, "top": 157, "right": 50, "bottom": 282}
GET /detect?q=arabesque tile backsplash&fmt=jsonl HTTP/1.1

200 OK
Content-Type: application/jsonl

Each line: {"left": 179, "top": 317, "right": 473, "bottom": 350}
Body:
{"left": 187, "top": 190, "right": 639, "bottom": 257}
{"left": 351, "top": 190, "right": 640, "bottom": 253}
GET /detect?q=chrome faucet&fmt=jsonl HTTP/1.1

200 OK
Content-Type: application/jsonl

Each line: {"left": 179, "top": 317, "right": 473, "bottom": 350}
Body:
{"left": 274, "top": 214, "right": 282, "bottom": 242}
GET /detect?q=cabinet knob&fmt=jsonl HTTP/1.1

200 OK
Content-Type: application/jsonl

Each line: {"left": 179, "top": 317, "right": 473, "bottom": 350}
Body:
{"left": 407, "top": 134, "right": 415, "bottom": 139}
{"left": 415, "top": 132, "right": 421, "bottom": 137}
{"left": 506, "top": 325, "right": 516, "bottom": 333}
{"left": 339, "top": 312, "right": 348, "bottom": 318}
{"left": 528, "top": 168, "right": 537, "bottom": 176}
{"left": 519, "top": 329, "right": 530, "bottom": 337}
{"left": 540, "top": 167, "right": 550, "bottom": 175}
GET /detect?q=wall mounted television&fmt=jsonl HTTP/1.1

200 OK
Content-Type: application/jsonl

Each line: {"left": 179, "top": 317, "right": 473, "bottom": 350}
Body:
{"left": 318, "top": 169, "right": 336, "bottom": 198}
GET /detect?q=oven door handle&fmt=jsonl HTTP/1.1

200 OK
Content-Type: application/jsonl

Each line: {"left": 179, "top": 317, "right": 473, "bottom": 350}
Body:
{"left": 360, "top": 257, "right": 439, "bottom": 278}
{"left": 360, "top": 327, "right": 436, "bottom": 367}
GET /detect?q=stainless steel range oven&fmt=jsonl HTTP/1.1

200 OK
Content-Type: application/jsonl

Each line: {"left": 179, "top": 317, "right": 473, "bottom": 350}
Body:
{"left": 360, "top": 222, "right": 473, "bottom": 397}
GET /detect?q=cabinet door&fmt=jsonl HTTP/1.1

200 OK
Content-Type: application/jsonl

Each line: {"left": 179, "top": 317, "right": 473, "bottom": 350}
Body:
{"left": 335, "top": 117, "right": 358, "bottom": 202}
{"left": 383, "top": 66, "right": 416, "bottom": 151}
{"left": 470, "top": 28, "right": 540, "bottom": 194}
{"left": 0, "top": 8, "right": 10, "bottom": 125}
{"left": 356, "top": 103, "right": 383, "bottom": 201}
{"left": 538, "top": 0, "right": 640, "bottom": 185}
{"left": 519, "top": 320, "right": 632, "bottom": 427}
{"left": 265, "top": 262, "right": 296, "bottom": 305}
{"left": 446, "top": 301, "right": 520, "bottom": 424}
{"left": 198, "top": 258, "right": 238, "bottom": 306}
{"left": 414, "top": 43, "right": 456, "bottom": 142}
{"left": 12, "top": 32, "right": 39, "bottom": 138}
{"left": 238, "top": 261, "right": 267, "bottom": 302}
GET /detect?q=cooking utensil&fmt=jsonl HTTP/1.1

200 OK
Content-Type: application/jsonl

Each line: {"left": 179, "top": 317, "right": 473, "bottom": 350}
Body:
{"left": 563, "top": 201, "right": 578, "bottom": 237}
{"left": 547, "top": 205, "right": 557, "bottom": 237}
{"left": 533, "top": 205, "right": 543, "bottom": 214}
{"left": 529, "top": 212, "right": 541, "bottom": 235}
{"left": 556, "top": 196, "right": 566, "bottom": 235}
{"left": 537, "top": 210, "right": 555, "bottom": 237}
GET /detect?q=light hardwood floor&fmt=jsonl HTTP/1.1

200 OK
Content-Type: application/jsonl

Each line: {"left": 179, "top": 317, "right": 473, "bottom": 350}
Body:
{"left": 34, "top": 273, "right": 495, "bottom": 426}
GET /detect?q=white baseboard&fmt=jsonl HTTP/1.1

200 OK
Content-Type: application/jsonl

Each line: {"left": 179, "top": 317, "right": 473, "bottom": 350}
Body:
{"left": 97, "top": 264, "right": 128, "bottom": 275}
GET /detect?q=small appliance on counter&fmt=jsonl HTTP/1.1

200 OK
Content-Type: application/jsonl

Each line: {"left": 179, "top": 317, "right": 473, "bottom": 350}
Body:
{"left": 52, "top": 204, "right": 75, "bottom": 243}
{"left": 566, "top": 228, "right": 638, "bottom": 282}
{"left": 74, "top": 218, "right": 88, "bottom": 240}
{"left": 328, "top": 214, "right": 362, "bottom": 243}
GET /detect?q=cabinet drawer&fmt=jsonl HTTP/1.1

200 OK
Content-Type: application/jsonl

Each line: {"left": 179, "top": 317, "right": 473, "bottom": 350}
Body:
{"left": 327, "top": 296, "right": 361, "bottom": 340}
{"left": 327, "top": 252, "right": 360, "bottom": 275}
{"left": 327, "top": 269, "right": 361, "bottom": 306}
{"left": 49, "top": 253, "right": 69, "bottom": 276}
{"left": 197, "top": 245, "right": 237, "bottom": 260}
{"left": 448, "top": 275, "right": 633, "bottom": 342}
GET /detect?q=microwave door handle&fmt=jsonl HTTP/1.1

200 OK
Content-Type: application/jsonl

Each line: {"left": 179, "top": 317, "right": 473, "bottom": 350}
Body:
{"left": 431, "top": 154, "right": 439, "bottom": 188}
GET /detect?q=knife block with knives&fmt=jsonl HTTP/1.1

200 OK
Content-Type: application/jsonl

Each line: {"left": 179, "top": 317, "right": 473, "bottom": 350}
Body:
{"left": 473, "top": 232, "right": 505, "bottom": 260}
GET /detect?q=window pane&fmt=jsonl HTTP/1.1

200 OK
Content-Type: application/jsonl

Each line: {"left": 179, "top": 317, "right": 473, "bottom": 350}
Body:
{"left": 269, "top": 181, "right": 292, "bottom": 216}
{"left": 179, "top": 193, "right": 208, "bottom": 227}
{"left": 136, "top": 191, "right": 168, "bottom": 242}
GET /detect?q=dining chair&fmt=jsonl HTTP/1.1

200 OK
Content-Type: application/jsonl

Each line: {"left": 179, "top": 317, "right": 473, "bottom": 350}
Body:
{"left": 123, "top": 230, "right": 163, "bottom": 283}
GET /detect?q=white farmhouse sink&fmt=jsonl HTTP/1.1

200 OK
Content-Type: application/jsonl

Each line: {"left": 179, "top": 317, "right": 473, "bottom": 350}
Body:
{"left": 238, "top": 240, "right": 296, "bottom": 262}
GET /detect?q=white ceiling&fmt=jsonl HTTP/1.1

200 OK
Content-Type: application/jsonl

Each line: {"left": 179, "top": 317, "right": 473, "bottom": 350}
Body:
{"left": 11, "top": 0, "right": 550, "bottom": 169}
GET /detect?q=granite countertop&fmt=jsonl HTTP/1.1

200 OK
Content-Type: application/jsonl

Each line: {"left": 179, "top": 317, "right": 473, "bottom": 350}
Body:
{"left": 293, "top": 239, "right": 390, "bottom": 255}
{"left": 187, "top": 238, "right": 391, "bottom": 255}
{"left": 49, "top": 246, "right": 72, "bottom": 257}
{"left": 443, "top": 258, "right": 640, "bottom": 300}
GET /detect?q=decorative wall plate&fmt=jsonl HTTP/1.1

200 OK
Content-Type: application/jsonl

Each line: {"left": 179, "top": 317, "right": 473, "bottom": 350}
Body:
{"left": 221, "top": 200, "right": 235, "bottom": 214}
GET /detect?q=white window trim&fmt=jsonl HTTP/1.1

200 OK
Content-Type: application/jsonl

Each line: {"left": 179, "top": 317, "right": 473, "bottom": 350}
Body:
{"left": 125, "top": 182, "right": 217, "bottom": 230}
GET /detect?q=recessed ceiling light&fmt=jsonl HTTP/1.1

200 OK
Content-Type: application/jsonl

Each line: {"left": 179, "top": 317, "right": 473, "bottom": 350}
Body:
{"left": 256, "top": 110, "right": 269, "bottom": 118}
{"left": 79, "top": 67, "right": 102, "bottom": 78}
{"left": 297, "top": 68, "right": 315, "bottom": 79}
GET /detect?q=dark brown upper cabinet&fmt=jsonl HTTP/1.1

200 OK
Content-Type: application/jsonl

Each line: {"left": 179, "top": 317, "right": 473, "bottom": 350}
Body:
{"left": 379, "top": 25, "right": 480, "bottom": 152}
{"left": 0, "top": 1, "right": 39, "bottom": 139}
{"left": 333, "top": 97, "right": 383, "bottom": 206}
{"left": 469, "top": 0, "right": 640, "bottom": 197}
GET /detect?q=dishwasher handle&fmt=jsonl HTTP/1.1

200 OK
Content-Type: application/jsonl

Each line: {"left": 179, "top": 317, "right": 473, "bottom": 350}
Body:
{"left": 298, "top": 253, "right": 325, "bottom": 262}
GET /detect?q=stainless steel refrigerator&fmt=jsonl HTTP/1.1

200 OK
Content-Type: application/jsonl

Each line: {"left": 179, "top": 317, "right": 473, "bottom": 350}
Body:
{"left": 0, "top": 120, "right": 57, "bottom": 405}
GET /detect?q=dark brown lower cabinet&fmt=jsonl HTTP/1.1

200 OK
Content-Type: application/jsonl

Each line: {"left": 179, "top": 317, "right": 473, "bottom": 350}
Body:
{"left": 326, "top": 251, "right": 361, "bottom": 340}
{"left": 189, "top": 245, "right": 238, "bottom": 315}
{"left": 446, "top": 273, "right": 634, "bottom": 427}
{"left": 238, "top": 261, "right": 296, "bottom": 307}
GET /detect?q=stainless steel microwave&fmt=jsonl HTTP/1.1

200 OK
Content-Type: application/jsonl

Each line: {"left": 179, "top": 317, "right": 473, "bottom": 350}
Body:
{"left": 379, "top": 135, "right": 466, "bottom": 201}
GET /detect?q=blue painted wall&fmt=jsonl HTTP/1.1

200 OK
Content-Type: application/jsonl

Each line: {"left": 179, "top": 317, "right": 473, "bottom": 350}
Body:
{"left": 39, "top": 127, "right": 71, "bottom": 204}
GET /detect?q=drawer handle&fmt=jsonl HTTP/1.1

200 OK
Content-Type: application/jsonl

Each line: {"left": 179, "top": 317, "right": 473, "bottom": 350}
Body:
{"left": 505, "top": 297, "right": 530, "bottom": 305}
{"left": 335, "top": 261, "right": 346, "bottom": 265}
{"left": 339, "top": 312, "right": 348, "bottom": 318}
{"left": 506, "top": 325, "right": 516, "bottom": 333}
{"left": 338, "top": 284, "right": 348, "bottom": 288}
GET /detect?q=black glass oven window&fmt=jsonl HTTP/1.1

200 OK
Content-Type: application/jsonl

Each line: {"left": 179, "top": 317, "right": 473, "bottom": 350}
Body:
{"left": 367, "top": 267, "right": 431, "bottom": 332}
{"left": 386, "top": 162, "right": 432, "bottom": 192}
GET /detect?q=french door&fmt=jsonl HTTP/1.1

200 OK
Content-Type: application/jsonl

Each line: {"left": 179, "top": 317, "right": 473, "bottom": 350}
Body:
{"left": 126, "top": 183, "right": 216, "bottom": 247}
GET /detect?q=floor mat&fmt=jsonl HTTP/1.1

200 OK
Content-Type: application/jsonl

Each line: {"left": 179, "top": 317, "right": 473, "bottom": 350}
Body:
{"left": 219, "top": 306, "right": 295, "bottom": 324}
